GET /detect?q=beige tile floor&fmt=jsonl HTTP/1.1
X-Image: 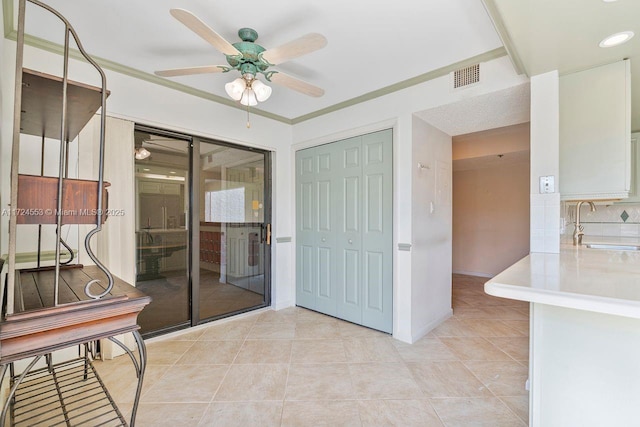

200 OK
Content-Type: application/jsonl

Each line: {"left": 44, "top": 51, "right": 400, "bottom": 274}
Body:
{"left": 94, "top": 274, "right": 530, "bottom": 426}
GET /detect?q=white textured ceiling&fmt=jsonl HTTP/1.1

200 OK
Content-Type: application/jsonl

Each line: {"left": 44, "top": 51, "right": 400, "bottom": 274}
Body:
{"left": 9, "top": 0, "right": 504, "bottom": 121}
{"left": 453, "top": 150, "right": 529, "bottom": 172}
{"left": 415, "top": 83, "right": 530, "bottom": 136}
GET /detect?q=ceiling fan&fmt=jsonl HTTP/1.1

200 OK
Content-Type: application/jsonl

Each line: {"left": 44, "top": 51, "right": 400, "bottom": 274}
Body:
{"left": 155, "top": 9, "right": 327, "bottom": 107}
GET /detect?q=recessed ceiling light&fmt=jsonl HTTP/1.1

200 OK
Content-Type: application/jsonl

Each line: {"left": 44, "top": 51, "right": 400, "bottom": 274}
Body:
{"left": 602, "top": 0, "right": 618, "bottom": 3}
{"left": 143, "top": 168, "right": 150, "bottom": 172}
{"left": 169, "top": 171, "right": 176, "bottom": 174}
{"left": 599, "top": 31, "right": 635, "bottom": 48}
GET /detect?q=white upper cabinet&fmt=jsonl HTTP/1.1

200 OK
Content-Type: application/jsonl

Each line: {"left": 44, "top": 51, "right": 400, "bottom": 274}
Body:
{"left": 559, "top": 59, "right": 631, "bottom": 201}
{"left": 617, "top": 133, "right": 640, "bottom": 203}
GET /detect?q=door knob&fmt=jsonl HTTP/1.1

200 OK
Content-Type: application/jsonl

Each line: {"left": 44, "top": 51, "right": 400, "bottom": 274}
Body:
{"left": 348, "top": 239, "right": 353, "bottom": 244}
{"left": 321, "top": 237, "right": 326, "bottom": 242}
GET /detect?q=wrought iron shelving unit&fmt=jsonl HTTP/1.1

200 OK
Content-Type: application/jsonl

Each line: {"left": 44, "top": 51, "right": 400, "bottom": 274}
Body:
{"left": 1, "top": 1, "right": 150, "bottom": 426}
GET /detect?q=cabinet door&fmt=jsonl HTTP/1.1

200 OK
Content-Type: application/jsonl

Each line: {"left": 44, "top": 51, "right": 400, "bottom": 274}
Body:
{"left": 559, "top": 60, "right": 631, "bottom": 200}
{"left": 618, "top": 133, "right": 640, "bottom": 203}
{"left": 163, "top": 183, "right": 181, "bottom": 195}
{"left": 630, "top": 133, "right": 640, "bottom": 199}
{"left": 139, "top": 194, "right": 165, "bottom": 228}
{"left": 139, "top": 180, "right": 162, "bottom": 194}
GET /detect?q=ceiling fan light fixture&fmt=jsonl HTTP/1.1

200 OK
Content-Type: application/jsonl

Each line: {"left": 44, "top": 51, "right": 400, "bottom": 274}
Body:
{"left": 134, "top": 147, "right": 151, "bottom": 160}
{"left": 240, "top": 89, "right": 258, "bottom": 106}
{"left": 155, "top": 11, "right": 328, "bottom": 121}
{"left": 225, "top": 77, "right": 246, "bottom": 101}
{"left": 251, "top": 79, "right": 272, "bottom": 102}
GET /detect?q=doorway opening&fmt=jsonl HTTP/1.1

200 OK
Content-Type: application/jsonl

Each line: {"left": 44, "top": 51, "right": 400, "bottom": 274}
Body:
{"left": 452, "top": 123, "right": 531, "bottom": 278}
{"left": 134, "top": 126, "right": 272, "bottom": 336}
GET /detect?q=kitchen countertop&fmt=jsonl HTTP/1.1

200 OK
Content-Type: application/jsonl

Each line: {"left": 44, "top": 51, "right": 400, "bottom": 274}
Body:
{"left": 485, "top": 237, "right": 640, "bottom": 319}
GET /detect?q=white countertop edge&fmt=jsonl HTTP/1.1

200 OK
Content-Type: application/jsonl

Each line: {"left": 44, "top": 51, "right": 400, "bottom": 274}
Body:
{"left": 485, "top": 281, "right": 640, "bottom": 319}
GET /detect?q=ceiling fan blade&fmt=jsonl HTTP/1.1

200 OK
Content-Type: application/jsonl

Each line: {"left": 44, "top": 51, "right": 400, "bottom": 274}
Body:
{"left": 170, "top": 9, "right": 240, "bottom": 56}
{"left": 270, "top": 72, "right": 324, "bottom": 97}
{"left": 155, "top": 65, "right": 227, "bottom": 77}
{"left": 262, "top": 33, "right": 327, "bottom": 65}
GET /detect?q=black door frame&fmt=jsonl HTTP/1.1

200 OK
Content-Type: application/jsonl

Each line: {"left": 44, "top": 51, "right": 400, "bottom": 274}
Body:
{"left": 135, "top": 124, "right": 272, "bottom": 336}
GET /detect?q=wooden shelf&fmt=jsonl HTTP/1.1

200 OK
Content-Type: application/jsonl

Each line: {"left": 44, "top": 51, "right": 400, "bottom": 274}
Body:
{"left": 0, "top": 266, "right": 150, "bottom": 364}
{"left": 20, "top": 68, "right": 109, "bottom": 141}
{"left": 16, "top": 174, "right": 110, "bottom": 225}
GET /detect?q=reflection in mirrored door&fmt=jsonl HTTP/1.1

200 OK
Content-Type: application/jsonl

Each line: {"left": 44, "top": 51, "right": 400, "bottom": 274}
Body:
{"left": 195, "top": 141, "right": 271, "bottom": 321}
{"left": 134, "top": 130, "right": 190, "bottom": 335}
{"left": 133, "top": 126, "right": 271, "bottom": 336}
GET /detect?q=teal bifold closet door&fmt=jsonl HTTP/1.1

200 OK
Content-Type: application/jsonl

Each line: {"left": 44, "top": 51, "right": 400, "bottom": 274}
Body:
{"left": 296, "top": 129, "right": 392, "bottom": 333}
{"left": 296, "top": 142, "right": 338, "bottom": 316}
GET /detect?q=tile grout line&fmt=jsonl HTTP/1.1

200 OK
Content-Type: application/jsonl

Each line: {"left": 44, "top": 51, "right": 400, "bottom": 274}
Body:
{"left": 462, "top": 277, "right": 529, "bottom": 424}
{"left": 279, "top": 331, "right": 295, "bottom": 427}
{"left": 115, "top": 278, "right": 530, "bottom": 424}
{"left": 495, "top": 394, "right": 529, "bottom": 426}
{"left": 398, "top": 335, "right": 448, "bottom": 426}
{"left": 138, "top": 337, "right": 198, "bottom": 403}
{"left": 194, "top": 318, "right": 256, "bottom": 424}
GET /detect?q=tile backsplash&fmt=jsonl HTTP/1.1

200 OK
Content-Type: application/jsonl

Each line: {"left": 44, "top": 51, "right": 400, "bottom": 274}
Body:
{"left": 533, "top": 193, "right": 560, "bottom": 253}
{"left": 562, "top": 202, "right": 640, "bottom": 237}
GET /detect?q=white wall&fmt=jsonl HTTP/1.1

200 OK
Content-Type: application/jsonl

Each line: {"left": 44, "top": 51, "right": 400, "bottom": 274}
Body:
{"left": 411, "top": 117, "right": 453, "bottom": 341}
{"left": 1, "top": 30, "right": 529, "bottom": 341}
{"left": 292, "top": 56, "right": 528, "bottom": 342}
{"left": 76, "top": 116, "right": 136, "bottom": 284}
{"left": 0, "top": 40, "right": 293, "bottom": 309}
{"left": 530, "top": 71, "right": 560, "bottom": 254}
{"left": 452, "top": 123, "right": 531, "bottom": 277}
{"left": 453, "top": 160, "right": 530, "bottom": 276}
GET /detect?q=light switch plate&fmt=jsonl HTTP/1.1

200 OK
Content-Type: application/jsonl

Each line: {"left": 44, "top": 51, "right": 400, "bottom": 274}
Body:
{"left": 539, "top": 175, "right": 555, "bottom": 193}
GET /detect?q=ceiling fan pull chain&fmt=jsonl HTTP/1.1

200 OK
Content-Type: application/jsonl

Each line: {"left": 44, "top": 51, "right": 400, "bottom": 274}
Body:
{"left": 246, "top": 102, "right": 251, "bottom": 128}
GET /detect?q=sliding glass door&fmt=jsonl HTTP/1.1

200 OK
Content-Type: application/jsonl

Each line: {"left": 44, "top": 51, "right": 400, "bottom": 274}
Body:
{"left": 134, "top": 130, "right": 190, "bottom": 334}
{"left": 134, "top": 126, "right": 271, "bottom": 336}
{"left": 194, "top": 140, "right": 271, "bottom": 322}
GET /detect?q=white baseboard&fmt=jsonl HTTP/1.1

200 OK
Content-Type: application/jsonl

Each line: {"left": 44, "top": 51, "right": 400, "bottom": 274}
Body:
{"left": 274, "top": 299, "right": 295, "bottom": 311}
{"left": 411, "top": 308, "right": 453, "bottom": 343}
{"left": 452, "top": 269, "right": 494, "bottom": 278}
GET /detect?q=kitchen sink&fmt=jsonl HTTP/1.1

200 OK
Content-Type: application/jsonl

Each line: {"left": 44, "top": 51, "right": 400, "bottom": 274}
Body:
{"left": 585, "top": 243, "right": 640, "bottom": 251}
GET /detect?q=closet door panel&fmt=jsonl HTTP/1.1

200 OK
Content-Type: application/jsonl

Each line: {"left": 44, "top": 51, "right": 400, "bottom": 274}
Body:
{"left": 365, "top": 251, "right": 384, "bottom": 311}
{"left": 315, "top": 146, "right": 338, "bottom": 315}
{"left": 361, "top": 130, "right": 393, "bottom": 333}
{"left": 296, "top": 149, "right": 319, "bottom": 309}
{"left": 299, "top": 245, "right": 314, "bottom": 294}
{"left": 336, "top": 137, "right": 363, "bottom": 323}
{"left": 296, "top": 129, "right": 392, "bottom": 333}
{"left": 296, "top": 144, "right": 338, "bottom": 315}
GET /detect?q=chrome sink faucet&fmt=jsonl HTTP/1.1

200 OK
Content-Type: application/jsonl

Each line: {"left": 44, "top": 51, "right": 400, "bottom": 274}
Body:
{"left": 573, "top": 201, "right": 596, "bottom": 246}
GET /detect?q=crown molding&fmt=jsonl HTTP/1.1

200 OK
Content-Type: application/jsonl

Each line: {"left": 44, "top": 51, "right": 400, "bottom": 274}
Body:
{"left": 291, "top": 47, "right": 508, "bottom": 124}
{"left": 481, "top": 0, "right": 527, "bottom": 76}
{"left": 3, "top": 0, "right": 509, "bottom": 125}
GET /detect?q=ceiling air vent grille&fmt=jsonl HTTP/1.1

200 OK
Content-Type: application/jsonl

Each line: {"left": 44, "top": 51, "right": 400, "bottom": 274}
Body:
{"left": 453, "top": 63, "right": 480, "bottom": 89}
